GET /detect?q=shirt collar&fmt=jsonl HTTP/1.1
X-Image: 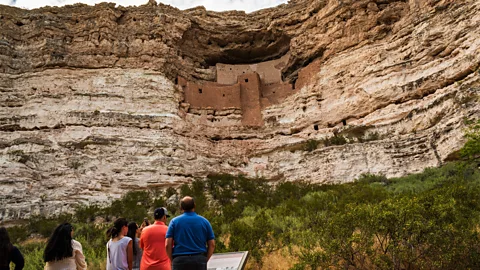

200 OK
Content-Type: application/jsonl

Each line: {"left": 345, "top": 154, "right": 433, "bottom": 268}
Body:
{"left": 154, "top": 221, "right": 165, "bottom": 225}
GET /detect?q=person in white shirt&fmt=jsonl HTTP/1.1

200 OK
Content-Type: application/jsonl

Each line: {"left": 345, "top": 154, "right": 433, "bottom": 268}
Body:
{"left": 43, "top": 223, "right": 87, "bottom": 270}
{"left": 106, "top": 218, "right": 133, "bottom": 270}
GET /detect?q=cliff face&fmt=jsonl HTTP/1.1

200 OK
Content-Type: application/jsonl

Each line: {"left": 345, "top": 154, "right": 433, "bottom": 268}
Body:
{"left": 1, "top": 0, "right": 479, "bottom": 220}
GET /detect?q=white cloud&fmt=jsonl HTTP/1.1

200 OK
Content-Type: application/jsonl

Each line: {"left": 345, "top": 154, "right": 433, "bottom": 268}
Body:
{"left": 0, "top": 0, "right": 288, "bottom": 13}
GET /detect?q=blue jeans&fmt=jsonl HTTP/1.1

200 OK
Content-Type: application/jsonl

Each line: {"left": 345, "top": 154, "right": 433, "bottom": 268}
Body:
{"left": 172, "top": 254, "right": 207, "bottom": 270}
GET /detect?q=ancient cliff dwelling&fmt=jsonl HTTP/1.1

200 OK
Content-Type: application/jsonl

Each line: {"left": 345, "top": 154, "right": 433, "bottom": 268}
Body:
{"left": 178, "top": 54, "right": 297, "bottom": 126}
{"left": 0, "top": 0, "right": 479, "bottom": 220}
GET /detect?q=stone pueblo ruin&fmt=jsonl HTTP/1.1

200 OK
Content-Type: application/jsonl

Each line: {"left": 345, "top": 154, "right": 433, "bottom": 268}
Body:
{"left": 0, "top": 0, "right": 479, "bottom": 221}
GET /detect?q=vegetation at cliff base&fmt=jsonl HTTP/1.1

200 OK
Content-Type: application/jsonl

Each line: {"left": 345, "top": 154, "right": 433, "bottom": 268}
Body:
{"left": 7, "top": 120, "right": 480, "bottom": 269}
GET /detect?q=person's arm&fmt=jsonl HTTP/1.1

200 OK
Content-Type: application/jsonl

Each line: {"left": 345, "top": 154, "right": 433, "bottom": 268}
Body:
{"left": 106, "top": 241, "right": 110, "bottom": 270}
{"left": 11, "top": 246, "right": 25, "bottom": 270}
{"left": 205, "top": 220, "right": 216, "bottom": 262}
{"left": 127, "top": 239, "right": 133, "bottom": 270}
{"left": 165, "top": 238, "right": 173, "bottom": 262}
{"left": 206, "top": 239, "right": 215, "bottom": 262}
{"left": 73, "top": 241, "right": 87, "bottom": 270}
{"left": 140, "top": 233, "right": 144, "bottom": 249}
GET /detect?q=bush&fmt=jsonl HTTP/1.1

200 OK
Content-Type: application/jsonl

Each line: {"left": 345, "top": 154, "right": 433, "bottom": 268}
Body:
{"left": 323, "top": 135, "right": 348, "bottom": 146}
{"left": 18, "top": 240, "right": 45, "bottom": 270}
{"left": 460, "top": 120, "right": 480, "bottom": 159}
{"left": 10, "top": 159, "right": 480, "bottom": 269}
{"left": 304, "top": 139, "right": 320, "bottom": 152}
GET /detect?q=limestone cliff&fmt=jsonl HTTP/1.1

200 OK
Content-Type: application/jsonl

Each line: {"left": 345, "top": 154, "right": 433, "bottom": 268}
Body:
{"left": 0, "top": 0, "right": 479, "bottom": 220}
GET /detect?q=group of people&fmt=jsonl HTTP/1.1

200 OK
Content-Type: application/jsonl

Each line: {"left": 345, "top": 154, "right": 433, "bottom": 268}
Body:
{"left": 0, "top": 196, "right": 216, "bottom": 270}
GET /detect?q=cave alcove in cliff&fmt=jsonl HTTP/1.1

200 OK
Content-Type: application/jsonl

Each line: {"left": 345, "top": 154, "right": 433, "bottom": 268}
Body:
{"left": 179, "top": 21, "right": 292, "bottom": 69}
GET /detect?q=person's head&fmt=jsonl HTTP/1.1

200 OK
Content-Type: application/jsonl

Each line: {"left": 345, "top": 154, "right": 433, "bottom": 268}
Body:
{"left": 180, "top": 196, "right": 195, "bottom": 212}
{"left": 142, "top": 218, "right": 150, "bottom": 227}
{"left": 153, "top": 207, "right": 170, "bottom": 222}
{"left": 43, "top": 223, "right": 74, "bottom": 263}
{"left": 0, "top": 227, "right": 13, "bottom": 267}
{"left": 127, "top": 222, "right": 139, "bottom": 255}
{"left": 106, "top": 218, "right": 128, "bottom": 239}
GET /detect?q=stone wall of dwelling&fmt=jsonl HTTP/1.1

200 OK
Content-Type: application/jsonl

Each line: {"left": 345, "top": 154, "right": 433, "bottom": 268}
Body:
{"left": 295, "top": 59, "right": 321, "bottom": 90}
{"left": 261, "top": 82, "right": 295, "bottom": 108}
{"left": 180, "top": 77, "right": 242, "bottom": 110}
{"left": 238, "top": 73, "right": 263, "bottom": 126}
{"left": 216, "top": 53, "right": 290, "bottom": 85}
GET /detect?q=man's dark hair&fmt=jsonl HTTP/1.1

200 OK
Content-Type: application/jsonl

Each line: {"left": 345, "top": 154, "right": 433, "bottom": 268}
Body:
{"left": 180, "top": 196, "right": 195, "bottom": 212}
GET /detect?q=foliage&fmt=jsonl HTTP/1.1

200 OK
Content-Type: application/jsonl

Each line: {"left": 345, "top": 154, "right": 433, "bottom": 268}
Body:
{"left": 304, "top": 139, "right": 320, "bottom": 152}
{"left": 323, "top": 135, "right": 348, "bottom": 146}
{"left": 7, "top": 158, "right": 480, "bottom": 269}
{"left": 460, "top": 119, "right": 480, "bottom": 159}
{"left": 18, "top": 240, "right": 45, "bottom": 270}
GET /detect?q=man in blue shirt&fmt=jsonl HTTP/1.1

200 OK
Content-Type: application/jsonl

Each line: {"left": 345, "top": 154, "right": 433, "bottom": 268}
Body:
{"left": 165, "top": 196, "right": 215, "bottom": 270}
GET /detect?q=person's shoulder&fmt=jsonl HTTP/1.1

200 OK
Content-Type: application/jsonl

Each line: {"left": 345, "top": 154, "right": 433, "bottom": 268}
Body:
{"left": 72, "top": 239, "right": 83, "bottom": 248}
{"left": 9, "top": 246, "right": 23, "bottom": 257}
{"left": 170, "top": 215, "right": 182, "bottom": 223}
{"left": 123, "top": 236, "right": 133, "bottom": 242}
{"left": 197, "top": 214, "right": 211, "bottom": 223}
{"left": 72, "top": 240, "right": 84, "bottom": 252}
{"left": 142, "top": 225, "right": 153, "bottom": 233}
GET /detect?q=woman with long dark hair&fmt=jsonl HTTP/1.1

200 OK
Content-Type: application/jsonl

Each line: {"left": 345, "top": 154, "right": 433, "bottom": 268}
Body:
{"left": 106, "top": 218, "right": 133, "bottom": 270}
{"left": 44, "top": 222, "right": 87, "bottom": 270}
{"left": 127, "top": 222, "right": 143, "bottom": 270}
{"left": 0, "top": 227, "right": 24, "bottom": 270}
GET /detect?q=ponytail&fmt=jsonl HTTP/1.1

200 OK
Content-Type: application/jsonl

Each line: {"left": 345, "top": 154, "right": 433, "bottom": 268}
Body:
{"left": 107, "top": 218, "right": 128, "bottom": 239}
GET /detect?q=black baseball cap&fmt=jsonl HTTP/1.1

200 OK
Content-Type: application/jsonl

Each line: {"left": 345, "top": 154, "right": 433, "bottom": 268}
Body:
{"left": 154, "top": 207, "right": 170, "bottom": 219}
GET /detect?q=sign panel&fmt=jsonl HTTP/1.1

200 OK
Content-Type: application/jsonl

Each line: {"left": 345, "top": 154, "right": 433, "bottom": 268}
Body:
{"left": 207, "top": 251, "right": 249, "bottom": 270}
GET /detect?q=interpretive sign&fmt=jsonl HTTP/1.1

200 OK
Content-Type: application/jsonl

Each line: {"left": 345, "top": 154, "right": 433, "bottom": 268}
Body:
{"left": 207, "top": 251, "right": 249, "bottom": 270}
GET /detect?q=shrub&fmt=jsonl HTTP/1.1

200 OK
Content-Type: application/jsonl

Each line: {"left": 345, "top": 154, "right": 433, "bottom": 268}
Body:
{"left": 323, "top": 135, "right": 348, "bottom": 146}
{"left": 460, "top": 120, "right": 480, "bottom": 159}
{"left": 11, "top": 159, "right": 480, "bottom": 269}
{"left": 304, "top": 139, "right": 320, "bottom": 152}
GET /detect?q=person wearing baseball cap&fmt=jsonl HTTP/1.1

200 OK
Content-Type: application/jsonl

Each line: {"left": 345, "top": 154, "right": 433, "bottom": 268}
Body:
{"left": 139, "top": 207, "right": 171, "bottom": 270}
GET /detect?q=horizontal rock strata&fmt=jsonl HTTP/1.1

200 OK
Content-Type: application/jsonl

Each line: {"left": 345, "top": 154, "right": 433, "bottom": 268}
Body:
{"left": 0, "top": 0, "right": 479, "bottom": 220}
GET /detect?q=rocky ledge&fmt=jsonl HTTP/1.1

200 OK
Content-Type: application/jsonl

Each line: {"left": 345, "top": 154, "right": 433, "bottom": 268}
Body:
{"left": 0, "top": 0, "right": 479, "bottom": 220}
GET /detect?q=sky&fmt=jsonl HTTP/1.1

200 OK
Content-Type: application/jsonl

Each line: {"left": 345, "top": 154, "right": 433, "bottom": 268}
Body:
{"left": 0, "top": 0, "right": 289, "bottom": 13}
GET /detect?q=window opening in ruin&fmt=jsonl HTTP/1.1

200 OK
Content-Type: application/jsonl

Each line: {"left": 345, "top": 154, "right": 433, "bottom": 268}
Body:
{"left": 342, "top": 119, "right": 347, "bottom": 126}
{"left": 133, "top": 18, "right": 137, "bottom": 21}
{"left": 174, "top": 77, "right": 178, "bottom": 84}
{"left": 245, "top": 79, "right": 248, "bottom": 83}
{"left": 302, "top": 106, "right": 306, "bottom": 112}
{"left": 223, "top": 94, "right": 225, "bottom": 97}
{"left": 314, "top": 124, "right": 319, "bottom": 130}
{"left": 199, "top": 88, "right": 203, "bottom": 94}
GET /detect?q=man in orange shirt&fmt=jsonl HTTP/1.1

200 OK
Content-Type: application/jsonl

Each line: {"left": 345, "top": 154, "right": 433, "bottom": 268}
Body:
{"left": 140, "top": 207, "right": 171, "bottom": 270}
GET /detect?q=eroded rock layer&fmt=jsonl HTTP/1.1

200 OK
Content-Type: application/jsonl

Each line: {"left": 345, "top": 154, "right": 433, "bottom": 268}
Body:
{"left": 1, "top": 0, "right": 479, "bottom": 220}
